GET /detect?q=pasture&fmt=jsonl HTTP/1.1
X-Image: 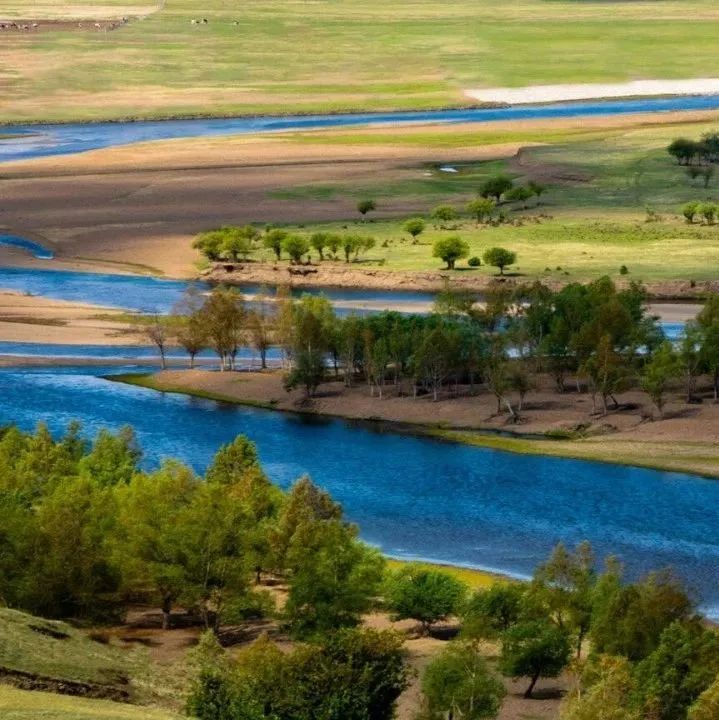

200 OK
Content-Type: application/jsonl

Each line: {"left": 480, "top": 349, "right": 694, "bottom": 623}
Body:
{"left": 2, "top": 0, "right": 719, "bottom": 121}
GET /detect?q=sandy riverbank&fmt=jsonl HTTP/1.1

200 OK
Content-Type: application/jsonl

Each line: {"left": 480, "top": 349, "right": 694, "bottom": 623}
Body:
{"left": 119, "top": 368, "right": 719, "bottom": 478}
{"left": 466, "top": 78, "right": 719, "bottom": 104}
{"left": 0, "top": 290, "right": 141, "bottom": 345}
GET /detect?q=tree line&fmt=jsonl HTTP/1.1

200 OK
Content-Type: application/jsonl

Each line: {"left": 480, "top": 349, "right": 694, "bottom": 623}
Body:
{"left": 147, "top": 278, "right": 719, "bottom": 420}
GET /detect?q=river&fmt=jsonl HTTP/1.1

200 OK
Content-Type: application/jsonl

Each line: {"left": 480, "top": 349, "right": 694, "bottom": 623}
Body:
{"left": 1, "top": 362, "right": 718, "bottom": 617}
{"left": 4, "top": 94, "right": 719, "bottom": 163}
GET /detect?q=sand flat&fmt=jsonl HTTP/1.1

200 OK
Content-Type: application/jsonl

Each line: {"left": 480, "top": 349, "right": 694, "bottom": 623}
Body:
{"left": 466, "top": 79, "right": 719, "bottom": 104}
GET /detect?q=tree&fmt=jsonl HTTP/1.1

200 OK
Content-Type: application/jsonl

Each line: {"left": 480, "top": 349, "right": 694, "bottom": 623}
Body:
{"left": 284, "top": 518, "right": 385, "bottom": 636}
{"left": 590, "top": 566, "right": 693, "bottom": 662}
{"left": 173, "top": 285, "right": 208, "bottom": 368}
{"left": 206, "top": 435, "right": 260, "bottom": 485}
{"left": 281, "top": 234, "right": 310, "bottom": 264}
{"left": 640, "top": 342, "right": 681, "bottom": 418}
{"left": 247, "top": 289, "right": 275, "bottom": 369}
{"left": 310, "top": 232, "right": 329, "bottom": 261}
{"left": 560, "top": 655, "right": 640, "bottom": 720}
{"left": 384, "top": 564, "right": 467, "bottom": 635}
{"left": 357, "top": 198, "right": 377, "bottom": 220}
{"left": 528, "top": 180, "right": 546, "bottom": 203}
{"left": 431, "top": 204, "right": 459, "bottom": 228}
{"left": 467, "top": 197, "right": 496, "bottom": 224}
{"left": 635, "top": 620, "right": 719, "bottom": 720}
{"left": 506, "top": 185, "right": 534, "bottom": 208}
{"left": 433, "top": 235, "right": 470, "bottom": 270}
{"left": 263, "top": 228, "right": 287, "bottom": 261}
{"left": 680, "top": 322, "right": 703, "bottom": 402}
{"left": 189, "top": 629, "right": 409, "bottom": 720}
{"left": 463, "top": 583, "right": 526, "bottom": 639}
{"left": 690, "top": 675, "right": 719, "bottom": 720}
{"left": 500, "top": 620, "right": 571, "bottom": 698}
{"left": 682, "top": 201, "right": 700, "bottom": 223}
{"left": 483, "top": 247, "right": 516, "bottom": 275}
{"left": 222, "top": 227, "right": 255, "bottom": 262}
{"left": 201, "top": 287, "right": 245, "bottom": 370}
{"left": 403, "top": 217, "right": 426, "bottom": 240}
{"left": 193, "top": 230, "right": 225, "bottom": 261}
{"left": 668, "top": 138, "right": 700, "bottom": 165}
{"left": 700, "top": 202, "right": 718, "bottom": 224}
{"left": 139, "top": 314, "right": 171, "bottom": 369}
{"left": 531, "top": 542, "right": 596, "bottom": 658}
{"left": 480, "top": 174, "right": 514, "bottom": 202}
{"left": 113, "top": 461, "right": 200, "bottom": 629}
{"left": 421, "top": 641, "right": 506, "bottom": 720}
{"left": 78, "top": 426, "right": 141, "bottom": 487}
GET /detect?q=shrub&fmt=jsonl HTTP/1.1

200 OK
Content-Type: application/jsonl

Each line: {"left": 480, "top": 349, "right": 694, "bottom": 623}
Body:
{"left": 468, "top": 256, "right": 481, "bottom": 268}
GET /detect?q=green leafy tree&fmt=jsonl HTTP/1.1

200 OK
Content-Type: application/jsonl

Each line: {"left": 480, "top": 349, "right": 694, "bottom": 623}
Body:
{"left": 590, "top": 565, "right": 693, "bottom": 662}
{"left": 431, "top": 204, "right": 459, "bottom": 228}
{"left": 636, "top": 621, "right": 719, "bottom": 720}
{"left": 282, "top": 234, "right": 310, "bottom": 264}
{"left": 480, "top": 174, "right": 514, "bottom": 202}
{"left": 206, "top": 435, "right": 260, "bottom": 485}
{"left": 193, "top": 230, "right": 226, "bottom": 261}
{"left": 263, "top": 228, "right": 287, "bottom": 261}
{"left": 285, "top": 518, "right": 385, "bottom": 636}
{"left": 420, "top": 641, "right": 506, "bottom": 719}
{"left": 528, "top": 180, "right": 546, "bottom": 202}
{"left": 640, "top": 341, "right": 682, "bottom": 418}
{"left": 499, "top": 620, "right": 571, "bottom": 698}
{"left": 432, "top": 235, "right": 470, "bottom": 270}
{"left": 463, "top": 583, "right": 526, "bottom": 639}
{"left": 483, "top": 247, "right": 517, "bottom": 275}
{"left": 113, "top": 461, "right": 200, "bottom": 629}
{"left": 506, "top": 185, "right": 534, "bottom": 208}
{"left": 668, "top": 138, "right": 700, "bottom": 165}
{"left": 560, "top": 655, "right": 640, "bottom": 720}
{"left": 466, "top": 197, "right": 496, "bottom": 224}
{"left": 357, "top": 198, "right": 377, "bottom": 220}
{"left": 78, "top": 426, "right": 141, "bottom": 487}
{"left": 700, "top": 202, "right": 717, "bottom": 224}
{"left": 384, "top": 564, "right": 467, "bottom": 635}
{"left": 403, "top": 217, "right": 426, "bottom": 240}
{"left": 310, "top": 232, "right": 329, "bottom": 261}
{"left": 682, "top": 201, "right": 700, "bottom": 223}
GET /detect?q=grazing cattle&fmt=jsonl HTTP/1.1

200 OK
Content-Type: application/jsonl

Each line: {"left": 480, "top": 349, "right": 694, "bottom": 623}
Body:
{"left": 201, "top": 17, "right": 208, "bottom": 23}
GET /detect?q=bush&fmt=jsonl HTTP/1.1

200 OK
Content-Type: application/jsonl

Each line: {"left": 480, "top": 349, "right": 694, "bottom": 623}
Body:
{"left": 620, "top": 265, "right": 629, "bottom": 275}
{"left": 432, "top": 236, "right": 470, "bottom": 270}
{"left": 468, "top": 256, "right": 481, "bottom": 267}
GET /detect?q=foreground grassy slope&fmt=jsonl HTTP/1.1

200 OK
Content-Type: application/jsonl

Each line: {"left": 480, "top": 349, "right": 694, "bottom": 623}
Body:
{"left": 3, "top": 0, "right": 719, "bottom": 121}
{"left": 0, "top": 686, "right": 181, "bottom": 720}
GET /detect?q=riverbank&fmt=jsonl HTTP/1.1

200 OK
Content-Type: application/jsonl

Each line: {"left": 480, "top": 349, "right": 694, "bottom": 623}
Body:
{"left": 115, "top": 369, "right": 719, "bottom": 479}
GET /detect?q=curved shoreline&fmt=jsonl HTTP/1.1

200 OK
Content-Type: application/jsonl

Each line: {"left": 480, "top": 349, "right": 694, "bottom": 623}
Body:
{"left": 111, "top": 371, "right": 719, "bottom": 480}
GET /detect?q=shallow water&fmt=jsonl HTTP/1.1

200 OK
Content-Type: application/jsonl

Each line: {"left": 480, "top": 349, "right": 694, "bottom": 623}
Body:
{"left": 4, "top": 94, "right": 719, "bottom": 163}
{"left": 1, "top": 363, "right": 718, "bottom": 617}
{"left": 0, "top": 235, "right": 54, "bottom": 259}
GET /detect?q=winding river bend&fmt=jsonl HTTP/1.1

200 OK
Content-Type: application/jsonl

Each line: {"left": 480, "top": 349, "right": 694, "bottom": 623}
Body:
{"left": 1, "top": 363, "right": 719, "bottom": 618}
{"left": 4, "top": 93, "right": 719, "bottom": 163}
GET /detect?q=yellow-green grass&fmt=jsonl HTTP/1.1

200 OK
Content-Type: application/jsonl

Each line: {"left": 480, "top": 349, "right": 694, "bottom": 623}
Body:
{"left": 0, "top": 686, "right": 181, "bottom": 720}
{"left": 431, "top": 430, "right": 719, "bottom": 480}
{"left": 4, "top": 0, "right": 719, "bottom": 122}
{"left": 386, "top": 559, "right": 507, "bottom": 590}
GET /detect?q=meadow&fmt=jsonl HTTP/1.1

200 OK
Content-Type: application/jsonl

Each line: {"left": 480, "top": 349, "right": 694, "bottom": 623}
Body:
{"left": 3, "top": 0, "right": 719, "bottom": 121}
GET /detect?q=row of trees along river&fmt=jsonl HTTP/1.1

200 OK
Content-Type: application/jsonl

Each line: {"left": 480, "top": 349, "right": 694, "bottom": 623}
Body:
{"left": 142, "top": 277, "right": 719, "bottom": 420}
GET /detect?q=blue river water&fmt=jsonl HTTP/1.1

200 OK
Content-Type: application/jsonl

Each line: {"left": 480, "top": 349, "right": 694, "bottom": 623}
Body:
{"left": 1, "top": 363, "right": 718, "bottom": 618}
{"left": 4, "top": 94, "right": 719, "bottom": 163}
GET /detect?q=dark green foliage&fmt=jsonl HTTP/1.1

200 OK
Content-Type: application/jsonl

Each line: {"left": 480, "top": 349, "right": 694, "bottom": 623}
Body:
{"left": 635, "top": 621, "right": 719, "bottom": 720}
{"left": 483, "top": 246, "right": 517, "bottom": 275}
{"left": 479, "top": 173, "right": 514, "bottom": 202}
{"left": 463, "top": 583, "right": 526, "bottom": 639}
{"left": 499, "top": 619, "right": 571, "bottom": 698}
{"left": 468, "top": 255, "right": 481, "bottom": 267}
{"left": 189, "top": 629, "right": 409, "bottom": 720}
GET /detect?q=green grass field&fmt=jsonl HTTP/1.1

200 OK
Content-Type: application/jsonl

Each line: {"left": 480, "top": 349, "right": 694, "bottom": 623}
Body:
{"left": 3, "top": 0, "right": 719, "bottom": 122}
{"left": 252, "top": 117, "right": 719, "bottom": 283}
{"left": 0, "top": 686, "right": 182, "bottom": 720}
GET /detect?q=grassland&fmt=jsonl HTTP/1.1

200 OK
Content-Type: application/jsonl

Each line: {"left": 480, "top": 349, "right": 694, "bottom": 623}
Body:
{"left": 4, "top": 0, "right": 719, "bottom": 122}
{"left": 0, "top": 686, "right": 181, "bottom": 720}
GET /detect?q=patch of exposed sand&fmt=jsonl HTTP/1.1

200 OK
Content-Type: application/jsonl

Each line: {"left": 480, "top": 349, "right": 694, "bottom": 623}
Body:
{"left": 466, "top": 79, "right": 719, "bottom": 105}
{"left": 0, "top": 290, "right": 140, "bottom": 344}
